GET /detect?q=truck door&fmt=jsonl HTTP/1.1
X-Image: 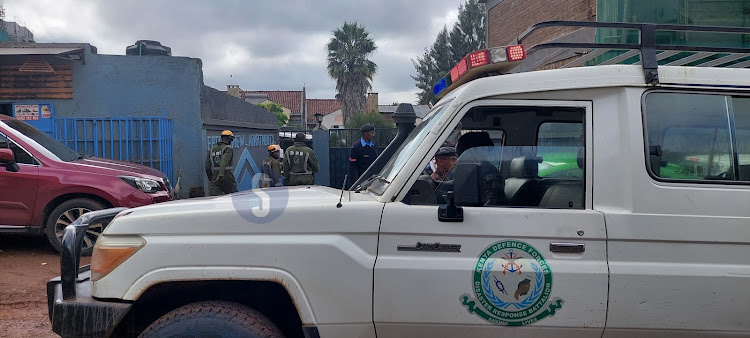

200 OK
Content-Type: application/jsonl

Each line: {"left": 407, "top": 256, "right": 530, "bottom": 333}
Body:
{"left": 374, "top": 100, "right": 607, "bottom": 337}
{"left": 602, "top": 91, "right": 750, "bottom": 337}
{"left": 0, "top": 132, "right": 39, "bottom": 226}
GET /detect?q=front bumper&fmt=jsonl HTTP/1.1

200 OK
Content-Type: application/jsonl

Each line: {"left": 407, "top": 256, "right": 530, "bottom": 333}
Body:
{"left": 46, "top": 208, "right": 131, "bottom": 338}
{"left": 47, "top": 270, "right": 132, "bottom": 338}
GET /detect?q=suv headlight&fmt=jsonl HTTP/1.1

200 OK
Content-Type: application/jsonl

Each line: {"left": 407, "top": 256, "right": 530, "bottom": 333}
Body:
{"left": 91, "top": 235, "right": 145, "bottom": 281}
{"left": 119, "top": 176, "right": 163, "bottom": 193}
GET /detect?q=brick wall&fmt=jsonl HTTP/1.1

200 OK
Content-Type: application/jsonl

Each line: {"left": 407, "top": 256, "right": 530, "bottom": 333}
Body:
{"left": 487, "top": 0, "right": 597, "bottom": 48}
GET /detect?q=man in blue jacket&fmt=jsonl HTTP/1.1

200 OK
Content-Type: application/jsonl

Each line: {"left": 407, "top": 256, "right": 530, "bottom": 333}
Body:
{"left": 348, "top": 124, "right": 378, "bottom": 182}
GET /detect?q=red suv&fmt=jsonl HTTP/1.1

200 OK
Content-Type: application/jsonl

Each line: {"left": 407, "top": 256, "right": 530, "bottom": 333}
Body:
{"left": 0, "top": 115, "right": 172, "bottom": 255}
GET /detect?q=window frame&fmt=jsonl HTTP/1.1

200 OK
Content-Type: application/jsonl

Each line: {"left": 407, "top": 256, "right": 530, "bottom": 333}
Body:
{"left": 0, "top": 131, "right": 40, "bottom": 166}
{"left": 394, "top": 99, "right": 593, "bottom": 210}
{"left": 641, "top": 89, "right": 750, "bottom": 185}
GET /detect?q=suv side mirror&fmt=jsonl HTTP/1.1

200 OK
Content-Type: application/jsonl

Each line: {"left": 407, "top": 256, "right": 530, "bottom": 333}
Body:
{"left": 0, "top": 148, "right": 19, "bottom": 172}
{"left": 454, "top": 162, "right": 483, "bottom": 207}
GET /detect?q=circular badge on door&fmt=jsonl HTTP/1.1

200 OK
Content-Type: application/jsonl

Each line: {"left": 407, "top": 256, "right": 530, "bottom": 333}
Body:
{"left": 460, "top": 240, "right": 564, "bottom": 326}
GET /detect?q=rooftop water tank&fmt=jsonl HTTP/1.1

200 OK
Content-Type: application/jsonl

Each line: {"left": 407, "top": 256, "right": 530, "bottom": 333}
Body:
{"left": 126, "top": 40, "right": 172, "bottom": 56}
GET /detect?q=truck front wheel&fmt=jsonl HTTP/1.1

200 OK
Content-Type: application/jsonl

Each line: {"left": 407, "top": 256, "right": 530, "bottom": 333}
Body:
{"left": 139, "top": 301, "right": 284, "bottom": 338}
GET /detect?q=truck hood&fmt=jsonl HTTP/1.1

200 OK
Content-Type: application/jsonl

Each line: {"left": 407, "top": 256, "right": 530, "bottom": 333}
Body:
{"left": 104, "top": 185, "right": 383, "bottom": 235}
{"left": 74, "top": 157, "right": 165, "bottom": 179}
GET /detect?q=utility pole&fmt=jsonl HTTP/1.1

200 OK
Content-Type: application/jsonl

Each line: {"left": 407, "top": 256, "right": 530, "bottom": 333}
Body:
{"left": 302, "top": 84, "right": 307, "bottom": 131}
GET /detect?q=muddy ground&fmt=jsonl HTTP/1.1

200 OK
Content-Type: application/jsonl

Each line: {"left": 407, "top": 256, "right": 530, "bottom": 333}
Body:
{"left": 0, "top": 234, "right": 89, "bottom": 338}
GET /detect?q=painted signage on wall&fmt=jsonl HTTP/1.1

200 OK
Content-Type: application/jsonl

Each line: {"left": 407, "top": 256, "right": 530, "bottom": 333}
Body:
{"left": 12, "top": 103, "right": 55, "bottom": 136}
{"left": 206, "top": 131, "right": 277, "bottom": 191}
{"left": 13, "top": 104, "right": 40, "bottom": 120}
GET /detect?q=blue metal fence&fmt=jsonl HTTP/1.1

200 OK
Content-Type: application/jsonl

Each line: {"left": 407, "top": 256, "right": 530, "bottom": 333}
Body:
{"left": 54, "top": 114, "right": 174, "bottom": 183}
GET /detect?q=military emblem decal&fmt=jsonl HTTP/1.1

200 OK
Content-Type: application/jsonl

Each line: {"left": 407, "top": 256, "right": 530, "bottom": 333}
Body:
{"left": 460, "top": 240, "right": 564, "bottom": 326}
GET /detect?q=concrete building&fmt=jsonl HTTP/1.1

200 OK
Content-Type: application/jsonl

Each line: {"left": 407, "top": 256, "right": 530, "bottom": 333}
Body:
{"left": 0, "top": 20, "right": 34, "bottom": 42}
{"left": 0, "top": 42, "right": 277, "bottom": 198}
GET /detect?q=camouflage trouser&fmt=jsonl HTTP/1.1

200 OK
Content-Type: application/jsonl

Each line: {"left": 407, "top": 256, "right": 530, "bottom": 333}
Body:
{"left": 287, "top": 174, "right": 314, "bottom": 186}
{"left": 209, "top": 177, "right": 239, "bottom": 196}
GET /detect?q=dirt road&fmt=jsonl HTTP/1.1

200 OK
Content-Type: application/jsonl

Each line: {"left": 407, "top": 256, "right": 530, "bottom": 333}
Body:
{"left": 0, "top": 234, "right": 89, "bottom": 338}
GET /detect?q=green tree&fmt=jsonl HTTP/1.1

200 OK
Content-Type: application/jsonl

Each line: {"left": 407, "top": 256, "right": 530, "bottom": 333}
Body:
{"left": 412, "top": 26, "right": 452, "bottom": 105}
{"left": 412, "top": 0, "right": 487, "bottom": 105}
{"left": 327, "top": 22, "right": 378, "bottom": 125}
{"left": 256, "top": 102, "right": 288, "bottom": 126}
{"left": 344, "top": 111, "right": 395, "bottom": 129}
{"left": 449, "top": 0, "right": 486, "bottom": 65}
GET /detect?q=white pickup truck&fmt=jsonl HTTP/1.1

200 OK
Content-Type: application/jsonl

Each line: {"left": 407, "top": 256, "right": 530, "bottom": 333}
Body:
{"left": 48, "top": 21, "right": 750, "bottom": 338}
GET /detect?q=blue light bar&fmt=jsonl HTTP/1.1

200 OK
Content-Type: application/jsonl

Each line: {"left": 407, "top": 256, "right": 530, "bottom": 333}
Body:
{"left": 433, "top": 77, "right": 447, "bottom": 97}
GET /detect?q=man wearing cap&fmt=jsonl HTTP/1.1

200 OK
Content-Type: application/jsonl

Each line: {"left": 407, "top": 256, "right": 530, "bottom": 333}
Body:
{"left": 348, "top": 124, "right": 378, "bottom": 182}
{"left": 431, "top": 146, "right": 458, "bottom": 186}
{"left": 284, "top": 133, "right": 319, "bottom": 186}
{"left": 410, "top": 146, "right": 458, "bottom": 205}
{"left": 262, "top": 144, "right": 284, "bottom": 187}
{"left": 205, "top": 130, "right": 238, "bottom": 196}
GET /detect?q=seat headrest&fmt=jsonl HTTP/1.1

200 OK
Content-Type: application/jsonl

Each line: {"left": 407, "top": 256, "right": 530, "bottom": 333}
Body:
{"left": 510, "top": 157, "right": 540, "bottom": 178}
{"left": 456, "top": 132, "right": 494, "bottom": 157}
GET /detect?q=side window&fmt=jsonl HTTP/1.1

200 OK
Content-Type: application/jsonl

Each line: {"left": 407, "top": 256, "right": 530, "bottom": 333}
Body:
{"left": 406, "top": 106, "right": 585, "bottom": 209}
{"left": 537, "top": 123, "right": 584, "bottom": 178}
{"left": 644, "top": 92, "right": 750, "bottom": 182}
{"left": 1, "top": 134, "right": 36, "bottom": 165}
{"left": 10, "top": 140, "right": 35, "bottom": 165}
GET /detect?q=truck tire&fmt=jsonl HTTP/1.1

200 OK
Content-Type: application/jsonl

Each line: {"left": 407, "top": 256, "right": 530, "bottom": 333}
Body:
{"left": 139, "top": 301, "right": 284, "bottom": 338}
{"left": 45, "top": 198, "right": 105, "bottom": 256}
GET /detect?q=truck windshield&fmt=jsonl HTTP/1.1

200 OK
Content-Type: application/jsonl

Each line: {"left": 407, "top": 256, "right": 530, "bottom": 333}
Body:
{"left": 370, "top": 102, "right": 451, "bottom": 195}
{"left": 3, "top": 120, "right": 81, "bottom": 162}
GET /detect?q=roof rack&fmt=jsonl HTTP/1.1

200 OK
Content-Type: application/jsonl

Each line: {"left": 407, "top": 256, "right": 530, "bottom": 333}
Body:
{"left": 511, "top": 21, "right": 750, "bottom": 85}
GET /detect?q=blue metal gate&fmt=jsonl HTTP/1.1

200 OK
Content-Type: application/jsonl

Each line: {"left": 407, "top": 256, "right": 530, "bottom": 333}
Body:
{"left": 328, "top": 128, "right": 396, "bottom": 189}
{"left": 54, "top": 115, "right": 174, "bottom": 183}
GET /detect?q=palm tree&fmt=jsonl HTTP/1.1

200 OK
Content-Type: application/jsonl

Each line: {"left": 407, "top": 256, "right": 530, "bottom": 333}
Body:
{"left": 326, "top": 22, "right": 378, "bottom": 125}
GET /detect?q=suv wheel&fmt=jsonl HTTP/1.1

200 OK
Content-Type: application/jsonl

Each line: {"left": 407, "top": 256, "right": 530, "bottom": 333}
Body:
{"left": 139, "top": 301, "right": 284, "bottom": 338}
{"left": 45, "top": 198, "right": 105, "bottom": 256}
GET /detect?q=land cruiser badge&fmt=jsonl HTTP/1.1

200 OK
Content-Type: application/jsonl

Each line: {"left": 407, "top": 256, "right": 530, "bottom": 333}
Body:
{"left": 460, "top": 240, "right": 564, "bottom": 326}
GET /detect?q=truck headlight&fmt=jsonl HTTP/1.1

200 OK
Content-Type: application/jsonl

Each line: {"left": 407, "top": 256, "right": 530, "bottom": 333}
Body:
{"left": 118, "top": 176, "right": 163, "bottom": 193}
{"left": 91, "top": 236, "right": 145, "bottom": 281}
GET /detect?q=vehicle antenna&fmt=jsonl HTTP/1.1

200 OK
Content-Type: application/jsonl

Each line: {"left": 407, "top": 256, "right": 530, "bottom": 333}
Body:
{"left": 336, "top": 175, "right": 348, "bottom": 208}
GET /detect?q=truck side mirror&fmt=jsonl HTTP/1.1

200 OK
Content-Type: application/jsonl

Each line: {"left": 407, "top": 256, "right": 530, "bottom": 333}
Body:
{"left": 0, "top": 148, "right": 19, "bottom": 172}
{"left": 454, "top": 162, "right": 483, "bottom": 207}
{"left": 438, "top": 162, "right": 483, "bottom": 223}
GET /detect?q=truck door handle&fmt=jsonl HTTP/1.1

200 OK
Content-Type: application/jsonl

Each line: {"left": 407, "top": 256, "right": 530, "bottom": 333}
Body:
{"left": 549, "top": 242, "right": 585, "bottom": 253}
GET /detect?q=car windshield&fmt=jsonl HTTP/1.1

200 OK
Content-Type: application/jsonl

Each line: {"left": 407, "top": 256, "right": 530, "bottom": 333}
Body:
{"left": 3, "top": 120, "right": 81, "bottom": 162}
{"left": 370, "top": 102, "right": 451, "bottom": 195}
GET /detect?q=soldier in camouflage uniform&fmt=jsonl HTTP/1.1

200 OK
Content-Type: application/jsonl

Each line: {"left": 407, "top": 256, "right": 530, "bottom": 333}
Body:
{"left": 262, "top": 144, "right": 284, "bottom": 187}
{"left": 205, "top": 130, "right": 238, "bottom": 196}
{"left": 283, "top": 133, "right": 319, "bottom": 186}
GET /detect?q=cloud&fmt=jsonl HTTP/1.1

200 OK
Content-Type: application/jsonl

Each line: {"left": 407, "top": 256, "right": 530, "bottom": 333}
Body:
{"left": 4, "top": 0, "right": 466, "bottom": 104}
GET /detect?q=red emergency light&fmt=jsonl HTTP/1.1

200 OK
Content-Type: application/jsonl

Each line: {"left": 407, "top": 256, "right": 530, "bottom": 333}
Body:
{"left": 468, "top": 50, "right": 490, "bottom": 68}
{"left": 506, "top": 45, "right": 526, "bottom": 62}
{"left": 434, "top": 44, "right": 527, "bottom": 100}
{"left": 450, "top": 58, "right": 468, "bottom": 82}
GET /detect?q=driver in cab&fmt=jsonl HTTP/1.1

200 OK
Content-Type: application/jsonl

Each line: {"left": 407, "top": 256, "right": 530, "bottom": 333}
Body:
{"left": 408, "top": 147, "right": 458, "bottom": 205}
{"left": 430, "top": 146, "right": 458, "bottom": 188}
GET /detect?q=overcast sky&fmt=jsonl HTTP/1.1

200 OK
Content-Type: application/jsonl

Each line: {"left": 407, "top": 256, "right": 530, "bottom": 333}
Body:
{"left": 4, "top": 0, "right": 468, "bottom": 104}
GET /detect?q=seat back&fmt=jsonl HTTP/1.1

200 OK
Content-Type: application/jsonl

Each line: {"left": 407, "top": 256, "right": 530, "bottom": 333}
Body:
{"left": 538, "top": 148, "right": 584, "bottom": 209}
{"left": 504, "top": 157, "right": 540, "bottom": 206}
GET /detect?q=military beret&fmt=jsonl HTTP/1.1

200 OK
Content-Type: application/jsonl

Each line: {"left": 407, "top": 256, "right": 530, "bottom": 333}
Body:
{"left": 360, "top": 124, "right": 375, "bottom": 133}
{"left": 435, "top": 146, "right": 457, "bottom": 157}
